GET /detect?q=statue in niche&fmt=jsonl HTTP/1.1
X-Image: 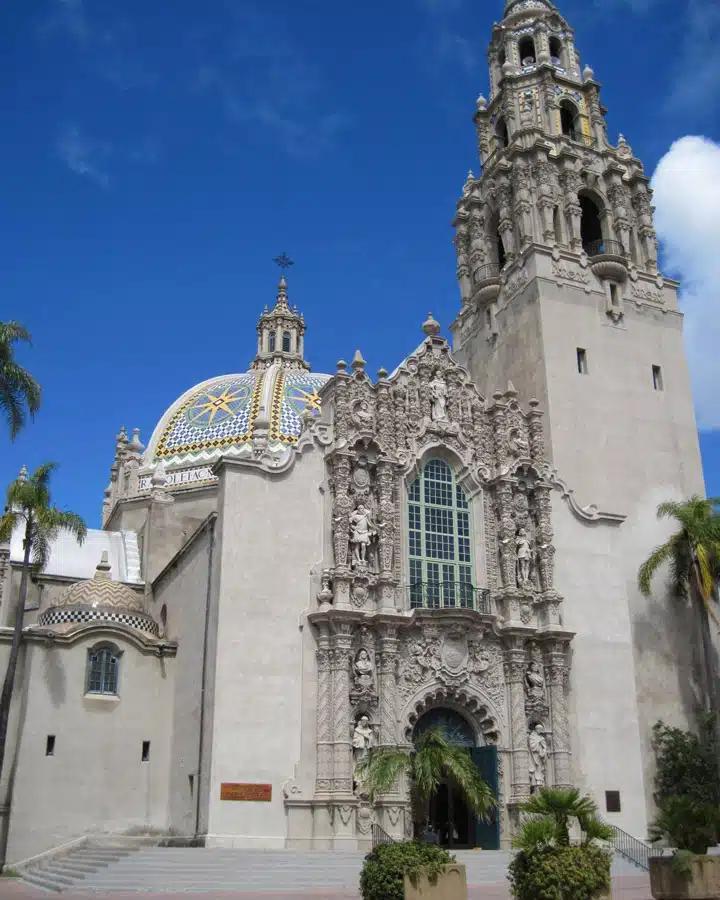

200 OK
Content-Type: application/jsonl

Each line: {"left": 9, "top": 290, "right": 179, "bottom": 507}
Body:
{"left": 516, "top": 528, "right": 534, "bottom": 587}
{"left": 525, "top": 661, "right": 546, "bottom": 703}
{"left": 429, "top": 372, "right": 448, "bottom": 422}
{"left": 353, "top": 648, "right": 375, "bottom": 692}
{"left": 317, "top": 569, "right": 333, "bottom": 606}
{"left": 349, "top": 503, "right": 382, "bottom": 568}
{"left": 528, "top": 723, "right": 548, "bottom": 790}
{"left": 508, "top": 427, "right": 529, "bottom": 458}
{"left": 355, "top": 400, "right": 374, "bottom": 430}
{"left": 353, "top": 715, "right": 375, "bottom": 761}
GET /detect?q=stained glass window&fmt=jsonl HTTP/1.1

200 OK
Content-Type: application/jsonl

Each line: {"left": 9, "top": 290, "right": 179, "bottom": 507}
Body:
{"left": 86, "top": 647, "right": 119, "bottom": 695}
{"left": 408, "top": 459, "right": 474, "bottom": 609}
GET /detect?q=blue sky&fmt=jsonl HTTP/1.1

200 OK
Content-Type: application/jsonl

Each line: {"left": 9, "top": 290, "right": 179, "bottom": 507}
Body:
{"left": 2, "top": 0, "right": 719, "bottom": 527}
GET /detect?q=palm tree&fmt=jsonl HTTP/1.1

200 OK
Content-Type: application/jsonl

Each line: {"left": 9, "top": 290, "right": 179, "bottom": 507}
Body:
{"left": 0, "top": 322, "right": 41, "bottom": 439}
{"left": 638, "top": 497, "right": 720, "bottom": 718}
{"left": 513, "top": 787, "right": 613, "bottom": 850}
{"left": 355, "top": 726, "right": 495, "bottom": 837}
{"left": 0, "top": 463, "right": 86, "bottom": 781}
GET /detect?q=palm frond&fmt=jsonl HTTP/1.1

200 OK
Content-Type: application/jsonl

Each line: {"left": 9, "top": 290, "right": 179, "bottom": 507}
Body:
{"left": 441, "top": 744, "right": 495, "bottom": 820}
{"left": 0, "top": 322, "right": 32, "bottom": 345}
{"left": 355, "top": 748, "right": 410, "bottom": 801}
{"left": 512, "top": 815, "right": 556, "bottom": 851}
{"left": 0, "top": 510, "right": 21, "bottom": 543}
{"left": 638, "top": 542, "right": 674, "bottom": 596}
{"left": 580, "top": 815, "right": 614, "bottom": 846}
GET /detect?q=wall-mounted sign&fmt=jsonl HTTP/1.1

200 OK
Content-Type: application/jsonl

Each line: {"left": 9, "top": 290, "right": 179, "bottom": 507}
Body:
{"left": 220, "top": 783, "right": 272, "bottom": 802}
{"left": 138, "top": 466, "right": 216, "bottom": 491}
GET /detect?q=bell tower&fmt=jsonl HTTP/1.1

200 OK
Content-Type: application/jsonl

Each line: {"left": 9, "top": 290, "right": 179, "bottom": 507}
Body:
{"left": 452, "top": 0, "right": 703, "bottom": 516}
{"left": 451, "top": 0, "right": 705, "bottom": 830}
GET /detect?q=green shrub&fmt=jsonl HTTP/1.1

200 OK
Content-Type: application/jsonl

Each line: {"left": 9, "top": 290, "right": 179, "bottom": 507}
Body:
{"left": 508, "top": 844, "right": 612, "bottom": 900}
{"left": 359, "top": 841, "right": 454, "bottom": 900}
{"left": 649, "top": 795, "right": 720, "bottom": 855}
{"left": 653, "top": 718, "right": 720, "bottom": 806}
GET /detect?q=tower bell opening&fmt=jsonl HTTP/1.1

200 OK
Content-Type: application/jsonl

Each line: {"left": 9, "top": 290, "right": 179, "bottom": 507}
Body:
{"left": 560, "top": 101, "right": 579, "bottom": 141}
{"left": 519, "top": 36, "right": 536, "bottom": 65}
{"left": 579, "top": 194, "right": 604, "bottom": 253}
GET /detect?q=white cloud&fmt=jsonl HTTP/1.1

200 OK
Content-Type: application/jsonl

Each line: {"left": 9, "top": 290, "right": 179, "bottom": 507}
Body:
{"left": 651, "top": 136, "right": 720, "bottom": 431}
{"left": 56, "top": 127, "right": 111, "bottom": 186}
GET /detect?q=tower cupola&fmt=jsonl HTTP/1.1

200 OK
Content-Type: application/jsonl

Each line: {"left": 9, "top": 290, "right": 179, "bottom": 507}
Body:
{"left": 252, "top": 275, "right": 310, "bottom": 371}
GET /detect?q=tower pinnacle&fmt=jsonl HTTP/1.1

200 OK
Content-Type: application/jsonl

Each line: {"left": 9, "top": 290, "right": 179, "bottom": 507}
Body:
{"left": 251, "top": 270, "right": 310, "bottom": 372}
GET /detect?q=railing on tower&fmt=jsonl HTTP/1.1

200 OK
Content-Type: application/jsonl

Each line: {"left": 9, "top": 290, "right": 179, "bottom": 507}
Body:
{"left": 409, "top": 582, "right": 490, "bottom": 613}
{"left": 609, "top": 824, "right": 662, "bottom": 872}
{"left": 371, "top": 824, "right": 395, "bottom": 850}
{"left": 583, "top": 239, "right": 626, "bottom": 258}
{"left": 473, "top": 263, "right": 501, "bottom": 284}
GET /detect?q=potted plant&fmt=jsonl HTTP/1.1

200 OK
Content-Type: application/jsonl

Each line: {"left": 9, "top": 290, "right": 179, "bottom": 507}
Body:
{"left": 648, "top": 796, "right": 720, "bottom": 899}
{"left": 508, "top": 788, "right": 614, "bottom": 900}
{"left": 360, "top": 841, "right": 465, "bottom": 900}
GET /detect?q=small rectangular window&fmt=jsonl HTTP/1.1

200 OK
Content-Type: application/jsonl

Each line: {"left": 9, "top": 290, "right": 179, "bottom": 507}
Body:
{"left": 609, "top": 283, "right": 619, "bottom": 307}
{"left": 652, "top": 365, "right": 663, "bottom": 391}
{"left": 577, "top": 348, "right": 588, "bottom": 375}
{"left": 142, "top": 740, "right": 150, "bottom": 762}
{"left": 46, "top": 735, "right": 56, "bottom": 756}
{"left": 606, "top": 790, "right": 621, "bottom": 813}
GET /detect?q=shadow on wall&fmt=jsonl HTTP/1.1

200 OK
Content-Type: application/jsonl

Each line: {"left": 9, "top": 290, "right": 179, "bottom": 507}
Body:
{"left": 43, "top": 647, "right": 66, "bottom": 709}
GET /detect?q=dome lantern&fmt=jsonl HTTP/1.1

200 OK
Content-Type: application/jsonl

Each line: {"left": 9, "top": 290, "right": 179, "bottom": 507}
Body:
{"left": 252, "top": 269, "right": 310, "bottom": 372}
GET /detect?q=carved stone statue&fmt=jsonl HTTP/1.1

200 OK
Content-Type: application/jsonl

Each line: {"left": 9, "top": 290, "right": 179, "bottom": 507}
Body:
{"left": 525, "top": 661, "right": 546, "bottom": 702}
{"left": 528, "top": 724, "right": 547, "bottom": 790}
{"left": 516, "top": 528, "right": 533, "bottom": 586}
{"left": 353, "top": 648, "right": 375, "bottom": 691}
{"left": 349, "top": 504, "right": 380, "bottom": 567}
{"left": 508, "top": 427, "right": 529, "bottom": 458}
{"left": 352, "top": 715, "right": 374, "bottom": 760}
{"left": 429, "top": 373, "right": 448, "bottom": 422}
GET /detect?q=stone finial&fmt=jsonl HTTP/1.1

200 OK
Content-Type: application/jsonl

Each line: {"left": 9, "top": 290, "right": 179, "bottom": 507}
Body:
{"left": 351, "top": 350, "right": 366, "bottom": 374}
{"left": 422, "top": 313, "right": 441, "bottom": 337}
{"left": 377, "top": 367, "right": 388, "bottom": 380}
{"left": 583, "top": 63, "right": 595, "bottom": 81}
{"left": 95, "top": 550, "right": 112, "bottom": 580}
{"left": 128, "top": 428, "right": 145, "bottom": 454}
{"left": 150, "top": 461, "right": 172, "bottom": 502}
{"left": 616, "top": 134, "right": 633, "bottom": 158}
{"left": 18, "top": 464, "right": 28, "bottom": 482}
{"left": 336, "top": 359, "right": 348, "bottom": 374}
{"left": 275, "top": 275, "right": 289, "bottom": 307}
{"left": 116, "top": 425, "right": 128, "bottom": 444}
{"left": 505, "top": 380, "right": 518, "bottom": 400}
{"left": 502, "top": 59, "right": 513, "bottom": 76}
{"left": 476, "top": 94, "right": 487, "bottom": 111}
{"left": 528, "top": 398, "right": 540, "bottom": 411}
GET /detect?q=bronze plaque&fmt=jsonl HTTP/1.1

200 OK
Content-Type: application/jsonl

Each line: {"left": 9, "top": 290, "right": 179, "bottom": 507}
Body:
{"left": 220, "top": 783, "right": 272, "bottom": 802}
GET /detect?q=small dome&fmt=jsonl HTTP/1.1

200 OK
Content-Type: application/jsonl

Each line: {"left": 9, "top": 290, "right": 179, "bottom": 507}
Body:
{"left": 38, "top": 553, "right": 158, "bottom": 637}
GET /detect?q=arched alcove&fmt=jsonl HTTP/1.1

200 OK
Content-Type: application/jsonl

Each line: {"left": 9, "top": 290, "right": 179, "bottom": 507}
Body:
{"left": 559, "top": 100, "right": 579, "bottom": 141}
{"left": 549, "top": 35, "right": 564, "bottom": 65}
{"left": 518, "top": 36, "right": 536, "bottom": 65}
{"left": 579, "top": 193, "right": 604, "bottom": 252}
{"left": 495, "top": 116, "right": 509, "bottom": 149}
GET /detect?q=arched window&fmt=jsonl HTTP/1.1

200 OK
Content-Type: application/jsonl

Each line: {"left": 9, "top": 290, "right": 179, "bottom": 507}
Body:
{"left": 559, "top": 100, "right": 579, "bottom": 140}
{"left": 549, "top": 36, "right": 563, "bottom": 65}
{"left": 498, "top": 46, "right": 506, "bottom": 67}
{"left": 488, "top": 211, "right": 506, "bottom": 269}
{"left": 495, "top": 116, "right": 509, "bottom": 149}
{"left": 86, "top": 644, "right": 120, "bottom": 695}
{"left": 553, "top": 205, "right": 563, "bottom": 244}
{"left": 408, "top": 459, "right": 474, "bottom": 609}
{"left": 268, "top": 331, "right": 276, "bottom": 353}
{"left": 579, "top": 194, "right": 604, "bottom": 253}
{"left": 282, "top": 331, "right": 291, "bottom": 353}
{"left": 413, "top": 708, "right": 476, "bottom": 747}
{"left": 518, "top": 36, "right": 536, "bottom": 65}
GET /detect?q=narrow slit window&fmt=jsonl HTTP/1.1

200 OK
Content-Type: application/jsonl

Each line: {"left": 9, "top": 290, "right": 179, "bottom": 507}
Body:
{"left": 577, "top": 348, "right": 588, "bottom": 375}
{"left": 142, "top": 740, "right": 151, "bottom": 762}
{"left": 609, "top": 283, "right": 619, "bottom": 307}
{"left": 282, "top": 331, "right": 291, "bottom": 353}
{"left": 46, "top": 735, "right": 56, "bottom": 756}
{"left": 652, "top": 365, "right": 663, "bottom": 391}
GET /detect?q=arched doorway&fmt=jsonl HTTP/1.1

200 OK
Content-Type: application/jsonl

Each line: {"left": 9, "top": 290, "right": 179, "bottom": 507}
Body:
{"left": 412, "top": 708, "right": 499, "bottom": 850}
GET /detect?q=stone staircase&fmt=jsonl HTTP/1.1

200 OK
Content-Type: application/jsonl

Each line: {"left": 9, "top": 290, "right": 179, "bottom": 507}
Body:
{"left": 19, "top": 845, "right": 643, "bottom": 893}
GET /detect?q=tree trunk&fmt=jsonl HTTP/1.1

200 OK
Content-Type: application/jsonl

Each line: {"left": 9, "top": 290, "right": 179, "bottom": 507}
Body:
{"left": 0, "top": 521, "right": 31, "bottom": 783}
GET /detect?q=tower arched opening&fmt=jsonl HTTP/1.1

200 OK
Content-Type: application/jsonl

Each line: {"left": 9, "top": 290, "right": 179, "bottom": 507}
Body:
{"left": 519, "top": 36, "right": 536, "bottom": 66}
{"left": 282, "top": 331, "right": 292, "bottom": 353}
{"left": 268, "top": 331, "right": 276, "bottom": 353}
{"left": 559, "top": 100, "right": 579, "bottom": 141}
{"left": 549, "top": 36, "right": 564, "bottom": 65}
{"left": 495, "top": 116, "right": 509, "bottom": 149}
{"left": 487, "top": 211, "right": 506, "bottom": 270}
{"left": 579, "top": 193, "right": 605, "bottom": 253}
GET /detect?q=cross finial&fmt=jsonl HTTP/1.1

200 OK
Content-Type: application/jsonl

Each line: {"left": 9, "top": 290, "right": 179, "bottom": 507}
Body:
{"left": 273, "top": 252, "right": 295, "bottom": 272}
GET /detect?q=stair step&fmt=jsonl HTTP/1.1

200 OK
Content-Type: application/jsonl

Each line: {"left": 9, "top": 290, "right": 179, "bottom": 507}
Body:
{"left": 21, "top": 870, "right": 67, "bottom": 892}
{"left": 41, "top": 860, "right": 91, "bottom": 877}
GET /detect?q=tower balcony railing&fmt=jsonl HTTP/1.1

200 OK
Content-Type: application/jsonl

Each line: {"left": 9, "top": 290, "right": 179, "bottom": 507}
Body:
{"left": 472, "top": 263, "right": 501, "bottom": 285}
{"left": 409, "top": 581, "right": 490, "bottom": 614}
{"left": 583, "top": 239, "right": 625, "bottom": 259}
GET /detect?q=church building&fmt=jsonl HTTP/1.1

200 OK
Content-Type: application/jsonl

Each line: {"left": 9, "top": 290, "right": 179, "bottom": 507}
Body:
{"left": 0, "top": 0, "right": 706, "bottom": 866}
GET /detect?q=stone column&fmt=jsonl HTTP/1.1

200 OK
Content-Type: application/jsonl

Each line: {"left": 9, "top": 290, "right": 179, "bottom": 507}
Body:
{"left": 331, "top": 625, "right": 354, "bottom": 795}
{"left": 377, "top": 625, "right": 399, "bottom": 747}
{"left": 495, "top": 480, "right": 517, "bottom": 590}
{"left": 547, "top": 641, "right": 572, "bottom": 788}
{"left": 455, "top": 224, "right": 472, "bottom": 304}
{"left": 532, "top": 485, "right": 555, "bottom": 593}
{"left": 527, "top": 399, "right": 545, "bottom": 460}
{"left": 315, "top": 623, "right": 333, "bottom": 794}
{"left": 505, "top": 637, "right": 530, "bottom": 801}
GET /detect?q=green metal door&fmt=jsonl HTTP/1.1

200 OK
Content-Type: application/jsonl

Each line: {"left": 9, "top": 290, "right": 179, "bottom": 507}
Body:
{"left": 471, "top": 746, "right": 500, "bottom": 849}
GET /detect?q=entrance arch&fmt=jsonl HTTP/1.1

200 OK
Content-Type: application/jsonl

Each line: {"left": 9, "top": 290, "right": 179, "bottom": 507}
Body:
{"left": 412, "top": 707, "right": 499, "bottom": 850}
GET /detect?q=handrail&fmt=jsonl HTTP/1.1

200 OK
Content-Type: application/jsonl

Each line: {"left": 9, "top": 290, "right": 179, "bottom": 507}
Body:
{"left": 583, "top": 239, "right": 625, "bottom": 258}
{"left": 409, "top": 581, "right": 490, "bottom": 613}
{"left": 473, "top": 264, "right": 501, "bottom": 284}
{"left": 371, "top": 823, "right": 395, "bottom": 850}
{"left": 609, "top": 824, "right": 662, "bottom": 872}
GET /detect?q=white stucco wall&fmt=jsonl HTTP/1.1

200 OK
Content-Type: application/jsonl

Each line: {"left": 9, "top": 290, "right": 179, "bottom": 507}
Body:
{"left": 4, "top": 635, "right": 174, "bottom": 865}
{"left": 205, "top": 450, "right": 325, "bottom": 848}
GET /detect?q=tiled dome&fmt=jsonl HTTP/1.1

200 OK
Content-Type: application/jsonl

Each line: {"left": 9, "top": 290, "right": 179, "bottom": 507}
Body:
{"left": 38, "top": 553, "right": 158, "bottom": 637}
{"left": 145, "top": 366, "right": 331, "bottom": 465}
